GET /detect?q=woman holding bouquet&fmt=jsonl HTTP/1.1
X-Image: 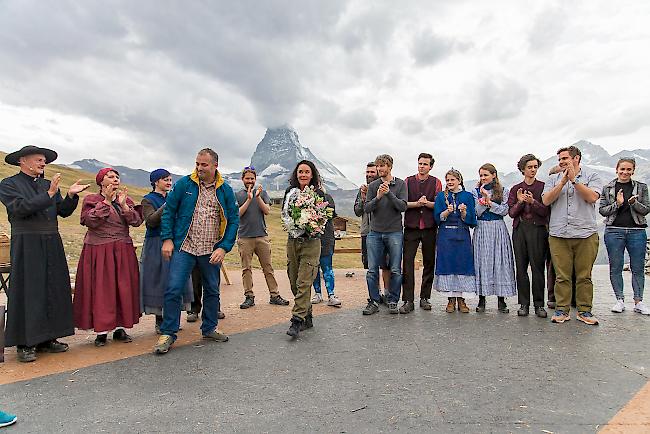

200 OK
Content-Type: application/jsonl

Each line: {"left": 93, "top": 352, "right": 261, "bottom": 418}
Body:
{"left": 282, "top": 160, "right": 331, "bottom": 338}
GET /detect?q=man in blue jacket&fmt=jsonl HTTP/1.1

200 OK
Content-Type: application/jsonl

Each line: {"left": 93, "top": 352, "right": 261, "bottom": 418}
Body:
{"left": 154, "top": 148, "right": 239, "bottom": 354}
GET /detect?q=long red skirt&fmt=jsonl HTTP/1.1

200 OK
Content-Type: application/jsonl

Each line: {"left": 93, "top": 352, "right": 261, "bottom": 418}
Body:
{"left": 73, "top": 241, "right": 141, "bottom": 332}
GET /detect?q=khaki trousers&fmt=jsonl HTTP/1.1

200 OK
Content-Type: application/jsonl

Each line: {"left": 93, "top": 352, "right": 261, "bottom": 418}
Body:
{"left": 548, "top": 234, "right": 599, "bottom": 313}
{"left": 237, "top": 236, "right": 279, "bottom": 298}
{"left": 287, "top": 238, "right": 321, "bottom": 320}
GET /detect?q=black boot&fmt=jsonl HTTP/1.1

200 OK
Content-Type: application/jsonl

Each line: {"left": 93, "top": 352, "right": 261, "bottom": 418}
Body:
{"left": 287, "top": 316, "right": 303, "bottom": 338}
{"left": 240, "top": 296, "right": 255, "bottom": 309}
{"left": 300, "top": 313, "right": 313, "bottom": 331}
{"left": 498, "top": 297, "right": 509, "bottom": 313}
{"left": 517, "top": 305, "right": 529, "bottom": 316}
{"left": 476, "top": 295, "right": 486, "bottom": 312}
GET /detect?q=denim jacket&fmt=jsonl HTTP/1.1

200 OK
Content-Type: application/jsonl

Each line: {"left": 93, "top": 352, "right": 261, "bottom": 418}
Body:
{"left": 599, "top": 179, "right": 650, "bottom": 226}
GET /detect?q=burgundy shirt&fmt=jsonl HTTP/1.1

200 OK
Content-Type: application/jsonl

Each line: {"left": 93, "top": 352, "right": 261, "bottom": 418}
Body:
{"left": 507, "top": 179, "right": 550, "bottom": 229}
{"left": 404, "top": 175, "right": 443, "bottom": 229}
{"left": 81, "top": 193, "right": 143, "bottom": 245}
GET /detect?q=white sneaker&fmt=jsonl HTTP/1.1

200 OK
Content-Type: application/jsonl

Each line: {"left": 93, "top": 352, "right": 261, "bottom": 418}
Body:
{"left": 611, "top": 299, "right": 625, "bottom": 313}
{"left": 327, "top": 295, "right": 342, "bottom": 307}
{"left": 634, "top": 301, "right": 650, "bottom": 315}
{"left": 311, "top": 293, "right": 323, "bottom": 304}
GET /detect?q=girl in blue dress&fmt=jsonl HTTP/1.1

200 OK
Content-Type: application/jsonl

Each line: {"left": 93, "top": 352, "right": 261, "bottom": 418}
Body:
{"left": 433, "top": 169, "right": 478, "bottom": 313}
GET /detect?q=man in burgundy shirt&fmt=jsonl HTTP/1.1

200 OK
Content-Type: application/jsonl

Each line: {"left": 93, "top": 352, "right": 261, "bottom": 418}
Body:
{"left": 507, "top": 154, "right": 550, "bottom": 318}
{"left": 400, "top": 153, "right": 443, "bottom": 313}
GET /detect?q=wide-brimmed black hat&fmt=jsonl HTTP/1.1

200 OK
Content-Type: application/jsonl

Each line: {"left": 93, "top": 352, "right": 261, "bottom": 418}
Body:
{"left": 5, "top": 145, "right": 58, "bottom": 166}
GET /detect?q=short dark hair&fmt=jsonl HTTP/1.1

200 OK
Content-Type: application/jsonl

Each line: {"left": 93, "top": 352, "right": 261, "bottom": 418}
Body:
{"left": 197, "top": 148, "right": 219, "bottom": 164}
{"left": 418, "top": 153, "right": 434, "bottom": 165}
{"left": 517, "top": 154, "right": 542, "bottom": 174}
{"left": 366, "top": 162, "right": 376, "bottom": 168}
{"left": 557, "top": 146, "right": 581, "bottom": 162}
{"left": 288, "top": 160, "right": 321, "bottom": 189}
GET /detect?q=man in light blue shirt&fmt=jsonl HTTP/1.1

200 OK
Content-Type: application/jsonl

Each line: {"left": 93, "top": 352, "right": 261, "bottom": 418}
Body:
{"left": 543, "top": 145, "right": 603, "bottom": 325}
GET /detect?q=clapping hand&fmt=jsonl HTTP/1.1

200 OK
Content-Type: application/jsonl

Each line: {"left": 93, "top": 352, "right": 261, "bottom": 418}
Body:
{"left": 377, "top": 182, "right": 389, "bottom": 199}
{"left": 68, "top": 179, "right": 90, "bottom": 197}
{"left": 117, "top": 187, "right": 129, "bottom": 209}
{"left": 458, "top": 203, "right": 467, "bottom": 215}
{"left": 523, "top": 190, "right": 534, "bottom": 204}
{"left": 616, "top": 189, "right": 624, "bottom": 206}
{"left": 516, "top": 188, "right": 526, "bottom": 203}
{"left": 247, "top": 185, "right": 254, "bottom": 200}
{"left": 102, "top": 184, "right": 117, "bottom": 204}
{"left": 47, "top": 173, "right": 62, "bottom": 198}
{"left": 255, "top": 185, "right": 262, "bottom": 197}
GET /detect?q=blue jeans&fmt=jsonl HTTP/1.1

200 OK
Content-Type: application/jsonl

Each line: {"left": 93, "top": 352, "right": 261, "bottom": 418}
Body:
{"left": 313, "top": 254, "right": 335, "bottom": 296}
{"left": 604, "top": 227, "right": 647, "bottom": 301}
{"left": 160, "top": 250, "right": 221, "bottom": 339}
{"left": 366, "top": 231, "right": 403, "bottom": 303}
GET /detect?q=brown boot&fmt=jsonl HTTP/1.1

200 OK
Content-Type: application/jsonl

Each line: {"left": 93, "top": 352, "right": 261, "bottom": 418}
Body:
{"left": 457, "top": 297, "right": 470, "bottom": 313}
{"left": 445, "top": 297, "right": 456, "bottom": 313}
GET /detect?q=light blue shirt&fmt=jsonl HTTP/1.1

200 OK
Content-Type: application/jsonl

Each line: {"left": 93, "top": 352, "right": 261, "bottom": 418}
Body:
{"left": 543, "top": 166, "right": 603, "bottom": 238}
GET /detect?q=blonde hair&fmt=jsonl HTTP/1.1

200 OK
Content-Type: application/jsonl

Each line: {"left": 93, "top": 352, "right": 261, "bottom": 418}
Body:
{"left": 374, "top": 154, "right": 393, "bottom": 168}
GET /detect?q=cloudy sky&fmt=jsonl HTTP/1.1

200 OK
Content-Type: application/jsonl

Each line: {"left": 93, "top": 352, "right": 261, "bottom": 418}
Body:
{"left": 1, "top": 0, "right": 649, "bottom": 184}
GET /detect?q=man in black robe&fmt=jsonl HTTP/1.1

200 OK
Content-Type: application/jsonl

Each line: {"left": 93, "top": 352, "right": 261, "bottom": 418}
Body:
{"left": 0, "top": 146, "right": 89, "bottom": 362}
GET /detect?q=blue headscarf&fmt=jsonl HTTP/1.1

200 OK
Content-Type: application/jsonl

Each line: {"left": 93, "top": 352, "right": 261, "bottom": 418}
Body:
{"left": 149, "top": 168, "right": 170, "bottom": 188}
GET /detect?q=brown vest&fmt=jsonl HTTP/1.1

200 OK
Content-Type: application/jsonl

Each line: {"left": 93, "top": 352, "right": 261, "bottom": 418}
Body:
{"left": 404, "top": 175, "right": 441, "bottom": 229}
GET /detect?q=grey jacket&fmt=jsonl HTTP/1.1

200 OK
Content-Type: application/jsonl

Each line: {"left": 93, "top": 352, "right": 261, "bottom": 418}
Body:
{"left": 363, "top": 177, "right": 407, "bottom": 233}
{"left": 599, "top": 178, "right": 650, "bottom": 226}
{"left": 354, "top": 189, "right": 370, "bottom": 236}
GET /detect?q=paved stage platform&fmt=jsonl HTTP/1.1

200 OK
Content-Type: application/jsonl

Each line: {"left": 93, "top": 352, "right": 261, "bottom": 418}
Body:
{"left": 1, "top": 265, "right": 649, "bottom": 433}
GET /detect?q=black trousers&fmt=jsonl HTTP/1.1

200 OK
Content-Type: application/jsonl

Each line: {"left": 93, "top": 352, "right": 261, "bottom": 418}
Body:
{"left": 401, "top": 227, "right": 437, "bottom": 302}
{"left": 189, "top": 265, "right": 203, "bottom": 314}
{"left": 513, "top": 221, "right": 548, "bottom": 307}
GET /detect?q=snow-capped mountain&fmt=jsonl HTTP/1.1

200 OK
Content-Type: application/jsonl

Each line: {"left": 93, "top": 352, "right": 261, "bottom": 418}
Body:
{"left": 229, "top": 126, "right": 357, "bottom": 192}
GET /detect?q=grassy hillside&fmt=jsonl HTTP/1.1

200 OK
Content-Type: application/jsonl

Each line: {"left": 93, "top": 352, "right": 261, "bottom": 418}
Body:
{"left": 0, "top": 152, "right": 363, "bottom": 270}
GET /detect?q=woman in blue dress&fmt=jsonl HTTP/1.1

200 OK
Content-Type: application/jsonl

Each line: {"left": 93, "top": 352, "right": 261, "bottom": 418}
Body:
{"left": 473, "top": 163, "right": 517, "bottom": 313}
{"left": 140, "top": 169, "right": 193, "bottom": 334}
{"left": 433, "top": 169, "right": 478, "bottom": 313}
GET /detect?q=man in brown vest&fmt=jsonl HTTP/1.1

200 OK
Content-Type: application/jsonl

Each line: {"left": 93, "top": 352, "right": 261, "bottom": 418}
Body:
{"left": 400, "top": 153, "right": 442, "bottom": 313}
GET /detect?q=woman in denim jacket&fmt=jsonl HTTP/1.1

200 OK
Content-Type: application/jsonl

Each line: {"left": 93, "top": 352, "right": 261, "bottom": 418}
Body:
{"left": 599, "top": 157, "right": 650, "bottom": 315}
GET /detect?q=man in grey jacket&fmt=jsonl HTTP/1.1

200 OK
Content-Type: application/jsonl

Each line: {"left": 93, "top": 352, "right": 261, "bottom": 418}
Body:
{"left": 362, "top": 154, "right": 407, "bottom": 315}
{"left": 354, "top": 162, "right": 390, "bottom": 299}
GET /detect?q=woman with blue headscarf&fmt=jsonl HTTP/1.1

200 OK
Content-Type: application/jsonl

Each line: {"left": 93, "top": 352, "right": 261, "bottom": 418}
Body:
{"left": 140, "top": 169, "right": 193, "bottom": 334}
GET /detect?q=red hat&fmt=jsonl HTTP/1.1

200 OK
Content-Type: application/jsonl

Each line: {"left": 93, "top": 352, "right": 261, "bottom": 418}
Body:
{"left": 96, "top": 167, "right": 118, "bottom": 185}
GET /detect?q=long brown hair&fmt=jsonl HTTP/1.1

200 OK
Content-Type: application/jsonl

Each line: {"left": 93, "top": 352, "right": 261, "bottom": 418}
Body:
{"left": 478, "top": 163, "right": 503, "bottom": 203}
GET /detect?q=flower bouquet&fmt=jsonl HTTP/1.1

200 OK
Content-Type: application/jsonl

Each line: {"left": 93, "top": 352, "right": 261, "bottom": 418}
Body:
{"left": 282, "top": 186, "right": 333, "bottom": 238}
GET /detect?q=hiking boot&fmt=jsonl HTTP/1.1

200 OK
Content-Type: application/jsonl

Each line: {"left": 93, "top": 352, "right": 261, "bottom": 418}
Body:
{"left": 399, "top": 301, "right": 414, "bottom": 314}
{"left": 287, "top": 317, "right": 303, "bottom": 338}
{"left": 202, "top": 329, "right": 229, "bottom": 342}
{"left": 94, "top": 334, "right": 108, "bottom": 347}
{"left": 611, "top": 299, "right": 625, "bottom": 313}
{"left": 311, "top": 293, "right": 323, "bottom": 304}
{"left": 517, "top": 305, "right": 529, "bottom": 316}
{"left": 153, "top": 335, "right": 174, "bottom": 354}
{"left": 577, "top": 311, "right": 599, "bottom": 325}
{"left": 240, "top": 296, "right": 255, "bottom": 309}
{"left": 388, "top": 302, "right": 399, "bottom": 314}
{"left": 446, "top": 298, "right": 456, "bottom": 313}
{"left": 535, "top": 306, "right": 548, "bottom": 318}
{"left": 36, "top": 340, "right": 69, "bottom": 353}
{"left": 17, "top": 346, "right": 36, "bottom": 363}
{"left": 113, "top": 329, "right": 132, "bottom": 343}
{"left": 634, "top": 301, "right": 650, "bottom": 315}
{"left": 457, "top": 298, "right": 470, "bottom": 313}
{"left": 420, "top": 298, "right": 432, "bottom": 311}
{"left": 186, "top": 312, "right": 199, "bottom": 322}
{"left": 551, "top": 310, "right": 570, "bottom": 324}
{"left": 270, "top": 295, "right": 290, "bottom": 306}
{"left": 362, "top": 299, "right": 379, "bottom": 315}
{"left": 327, "top": 295, "right": 342, "bottom": 307}
{"left": 300, "top": 313, "right": 314, "bottom": 331}
{"left": 0, "top": 410, "right": 17, "bottom": 428}
{"left": 476, "top": 295, "right": 486, "bottom": 313}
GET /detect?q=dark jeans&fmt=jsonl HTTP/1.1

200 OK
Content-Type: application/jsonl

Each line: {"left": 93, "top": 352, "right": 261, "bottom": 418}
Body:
{"left": 402, "top": 227, "right": 436, "bottom": 302}
{"left": 513, "top": 222, "right": 548, "bottom": 307}
{"left": 188, "top": 265, "right": 203, "bottom": 314}
{"left": 604, "top": 227, "right": 647, "bottom": 301}
{"left": 366, "top": 231, "right": 403, "bottom": 303}
{"left": 161, "top": 250, "right": 221, "bottom": 340}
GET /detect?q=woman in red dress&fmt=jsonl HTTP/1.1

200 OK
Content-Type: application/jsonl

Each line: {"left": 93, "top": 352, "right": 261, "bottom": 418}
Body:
{"left": 73, "top": 168, "right": 143, "bottom": 346}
